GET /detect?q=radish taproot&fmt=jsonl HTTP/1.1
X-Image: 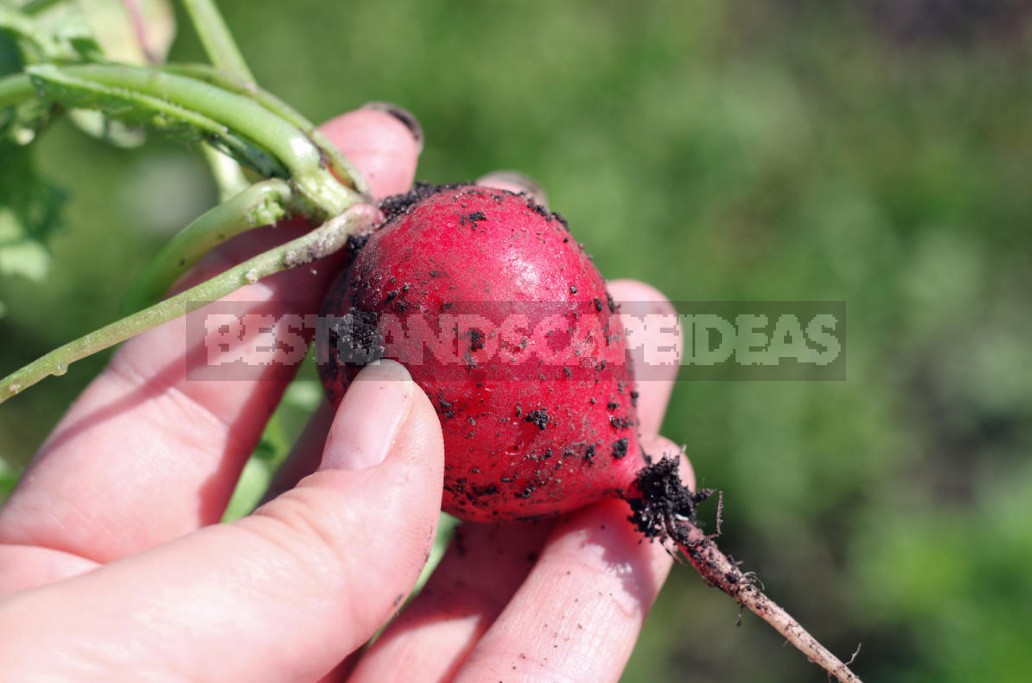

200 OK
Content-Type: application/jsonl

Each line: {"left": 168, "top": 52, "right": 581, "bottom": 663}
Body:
{"left": 317, "top": 183, "right": 862, "bottom": 683}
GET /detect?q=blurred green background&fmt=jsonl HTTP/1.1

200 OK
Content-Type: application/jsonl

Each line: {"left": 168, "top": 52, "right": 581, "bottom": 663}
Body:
{"left": 3, "top": 0, "right": 1032, "bottom": 680}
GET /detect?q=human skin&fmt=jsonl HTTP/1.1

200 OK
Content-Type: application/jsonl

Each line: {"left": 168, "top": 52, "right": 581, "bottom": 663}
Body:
{"left": 0, "top": 105, "right": 691, "bottom": 683}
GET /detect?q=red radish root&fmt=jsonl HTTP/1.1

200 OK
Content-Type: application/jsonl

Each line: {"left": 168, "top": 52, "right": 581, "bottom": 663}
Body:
{"left": 318, "top": 183, "right": 864, "bottom": 683}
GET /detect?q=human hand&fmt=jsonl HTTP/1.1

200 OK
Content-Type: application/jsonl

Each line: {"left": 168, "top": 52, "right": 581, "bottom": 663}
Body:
{"left": 0, "top": 106, "right": 690, "bottom": 682}
{"left": 345, "top": 276, "right": 691, "bottom": 683}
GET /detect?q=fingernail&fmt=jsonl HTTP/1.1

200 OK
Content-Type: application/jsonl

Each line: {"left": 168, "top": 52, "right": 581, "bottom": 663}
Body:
{"left": 476, "top": 170, "right": 549, "bottom": 208}
{"left": 321, "top": 360, "right": 414, "bottom": 471}
{"left": 363, "top": 101, "right": 424, "bottom": 152}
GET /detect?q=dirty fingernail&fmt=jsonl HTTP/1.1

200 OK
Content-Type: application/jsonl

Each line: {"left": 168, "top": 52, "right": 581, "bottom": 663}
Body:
{"left": 362, "top": 101, "right": 424, "bottom": 152}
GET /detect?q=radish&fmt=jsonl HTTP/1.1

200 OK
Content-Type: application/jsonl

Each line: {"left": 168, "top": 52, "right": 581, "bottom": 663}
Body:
{"left": 320, "top": 183, "right": 642, "bottom": 521}
{"left": 318, "top": 183, "right": 862, "bottom": 683}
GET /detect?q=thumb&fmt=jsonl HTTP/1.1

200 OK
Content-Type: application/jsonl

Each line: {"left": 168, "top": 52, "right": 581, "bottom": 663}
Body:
{"left": 0, "top": 361, "right": 444, "bottom": 683}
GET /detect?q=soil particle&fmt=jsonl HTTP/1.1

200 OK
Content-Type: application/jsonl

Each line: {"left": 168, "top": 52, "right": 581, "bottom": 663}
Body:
{"left": 346, "top": 232, "right": 371, "bottom": 257}
{"left": 525, "top": 408, "right": 549, "bottom": 430}
{"left": 628, "top": 457, "right": 713, "bottom": 543}
{"left": 460, "top": 210, "right": 487, "bottom": 225}
{"left": 610, "top": 415, "right": 633, "bottom": 429}
{"left": 522, "top": 196, "right": 571, "bottom": 231}
{"left": 327, "top": 309, "right": 381, "bottom": 364}
{"left": 379, "top": 181, "right": 465, "bottom": 222}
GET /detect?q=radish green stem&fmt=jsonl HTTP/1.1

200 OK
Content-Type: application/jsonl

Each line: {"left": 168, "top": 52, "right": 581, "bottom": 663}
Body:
{"left": 178, "top": 0, "right": 256, "bottom": 198}
{"left": 2, "top": 64, "right": 366, "bottom": 199}
{"left": 164, "top": 63, "right": 369, "bottom": 196}
{"left": 674, "top": 522, "right": 863, "bottom": 683}
{"left": 179, "top": 0, "right": 254, "bottom": 83}
{"left": 166, "top": 64, "right": 309, "bottom": 129}
{"left": 26, "top": 64, "right": 360, "bottom": 214}
{"left": 122, "top": 178, "right": 295, "bottom": 313}
{"left": 0, "top": 205, "right": 378, "bottom": 405}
